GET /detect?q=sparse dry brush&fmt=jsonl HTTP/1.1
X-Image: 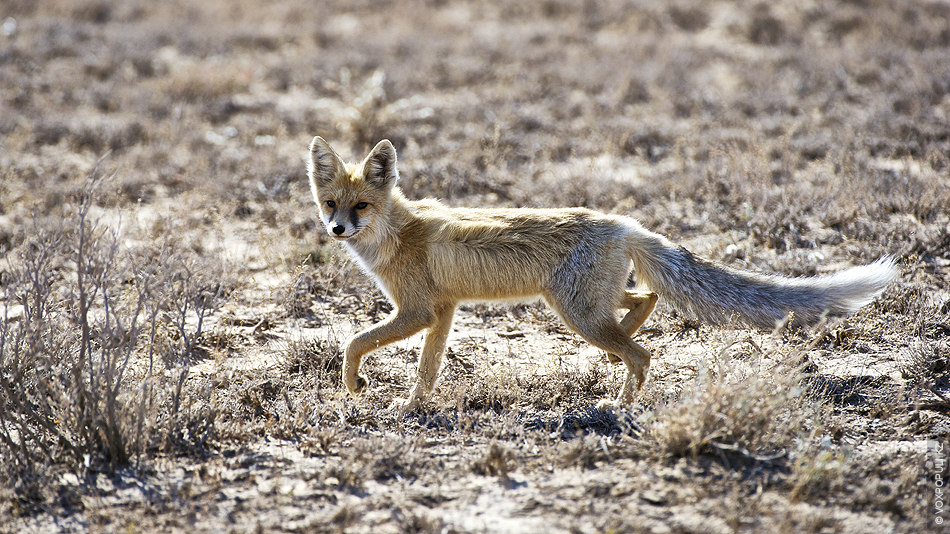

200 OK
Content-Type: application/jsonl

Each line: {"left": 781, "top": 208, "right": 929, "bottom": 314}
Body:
{"left": 0, "top": 172, "right": 230, "bottom": 504}
{"left": 645, "top": 352, "right": 813, "bottom": 460}
{"left": 0, "top": 0, "right": 947, "bottom": 531}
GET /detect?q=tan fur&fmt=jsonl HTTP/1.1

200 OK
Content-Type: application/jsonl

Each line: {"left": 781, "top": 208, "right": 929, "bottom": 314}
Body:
{"left": 307, "top": 137, "right": 896, "bottom": 409}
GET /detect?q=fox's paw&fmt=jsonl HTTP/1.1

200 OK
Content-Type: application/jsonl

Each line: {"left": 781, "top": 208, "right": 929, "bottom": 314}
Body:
{"left": 345, "top": 374, "right": 368, "bottom": 395}
{"left": 390, "top": 396, "right": 422, "bottom": 418}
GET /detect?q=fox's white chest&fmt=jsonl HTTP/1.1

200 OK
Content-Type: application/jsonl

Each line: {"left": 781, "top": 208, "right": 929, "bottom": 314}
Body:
{"left": 343, "top": 241, "right": 396, "bottom": 302}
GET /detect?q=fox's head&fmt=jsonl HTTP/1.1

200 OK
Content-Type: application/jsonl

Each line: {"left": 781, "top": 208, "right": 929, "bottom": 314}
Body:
{"left": 307, "top": 137, "right": 399, "bottom": 241}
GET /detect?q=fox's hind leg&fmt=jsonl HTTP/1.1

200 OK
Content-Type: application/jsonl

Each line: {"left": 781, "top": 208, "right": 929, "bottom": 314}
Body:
{"left": 544, "top": 292, "right": 653, "bottom": 408}
{"left": 569, "top": 315, "right": 652, "bottom": 407}
{"left": 620, "top": 290, "right": 658, "bottom": 335}
{"left": 606, "top": 290, "right": 658, "bottom": 364}
{"left": 544, "top": 240, "right": 654, "bottom": 406}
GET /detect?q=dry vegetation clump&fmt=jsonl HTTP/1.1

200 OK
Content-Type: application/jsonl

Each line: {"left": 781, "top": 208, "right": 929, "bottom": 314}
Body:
{"left": 1, "top": 0, "right": 948, "bottom": 532}
{"left": 645, "top": 353, "right": 813, "bottom": 460}
{"left": 0, "top": 173, "right": 236, "bottom": 509}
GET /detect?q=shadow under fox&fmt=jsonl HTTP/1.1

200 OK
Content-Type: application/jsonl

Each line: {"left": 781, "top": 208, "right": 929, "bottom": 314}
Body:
{"left": 307, "top": 137, "right": 897, "bottom": 408}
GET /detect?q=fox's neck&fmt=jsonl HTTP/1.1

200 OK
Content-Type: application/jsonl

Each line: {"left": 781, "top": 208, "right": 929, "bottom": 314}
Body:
{"left": 344, "top": 188, "right": 413, "bottom": 273}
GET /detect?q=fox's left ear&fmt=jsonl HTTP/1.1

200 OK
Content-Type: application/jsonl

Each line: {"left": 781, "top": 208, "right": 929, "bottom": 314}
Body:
{"left": 362, "top": 139, "right": 399, "bottom": 190}
{"left": 309, "top": 136, "right": 346, "bottom": 188}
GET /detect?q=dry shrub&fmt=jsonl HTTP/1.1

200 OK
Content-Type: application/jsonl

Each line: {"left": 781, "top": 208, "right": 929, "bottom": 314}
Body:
{"left": 787, "top": 433, "right": 849, "bottom": 502}
{"left": 644, "top": 350, "right": 816, "bottom": 459}
{"left": 395, "top": 511, "right": 446, "bottom": 534}
{"left": 159, "top": 52, "right": 253, "bottom": 104}
{"left": 557, "top": 433, "right": 617, "bottom": 470}
{"left": 898, "top": 289, "right": 950, "bottom": 385}
{"left": 449, "top": 367, "right": 525, "bottom": 413}
{"left": 280, "top": 335, "right": 343, "bottom": 381}
{"left": 327, "top": 435, "right": 428, "bottom": 488}
{"left": 0, "top": 173, "right": 230, "bottom": 500}
{"left": 471, "top": 440, "right": 517, "bottom": 479}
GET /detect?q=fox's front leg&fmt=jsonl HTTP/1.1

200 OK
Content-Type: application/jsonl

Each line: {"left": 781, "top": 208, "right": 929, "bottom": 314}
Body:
{"left": 343, "top": 309, "right": 431, "bottom": 396}
{"left": 406, "top": 304, "right": 456, "bottom": 408}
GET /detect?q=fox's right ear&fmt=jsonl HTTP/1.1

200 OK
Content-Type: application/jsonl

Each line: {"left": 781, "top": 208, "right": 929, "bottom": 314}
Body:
{"left": 308, "top": 136, "right": 346, "bottom": 188}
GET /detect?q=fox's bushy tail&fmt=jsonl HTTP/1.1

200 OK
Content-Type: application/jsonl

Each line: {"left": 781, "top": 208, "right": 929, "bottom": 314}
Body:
{"left": 624, "top": 221, "right": 897, "bottom": 329}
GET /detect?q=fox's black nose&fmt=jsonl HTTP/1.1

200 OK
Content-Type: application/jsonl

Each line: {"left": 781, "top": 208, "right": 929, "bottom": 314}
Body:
{"left": 332, "top": 225, "right": 346, "bottom": 235}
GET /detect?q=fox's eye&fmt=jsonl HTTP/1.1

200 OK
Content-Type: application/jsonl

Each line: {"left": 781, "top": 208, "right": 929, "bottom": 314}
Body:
{"left": 325, "top": 200, "right": 335, "bottom": 208}
{"left": 355, "top": 202, "right": 368, "bottom": 210}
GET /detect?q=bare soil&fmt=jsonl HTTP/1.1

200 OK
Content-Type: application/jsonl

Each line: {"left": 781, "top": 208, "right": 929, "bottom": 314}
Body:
{"left": 1, "top": 1, "right": 949, "bottom": 532}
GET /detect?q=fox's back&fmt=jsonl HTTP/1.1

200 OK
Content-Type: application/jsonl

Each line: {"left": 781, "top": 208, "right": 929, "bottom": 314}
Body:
{"left": 410, "top": 201, "right": 627, "bottom": 301}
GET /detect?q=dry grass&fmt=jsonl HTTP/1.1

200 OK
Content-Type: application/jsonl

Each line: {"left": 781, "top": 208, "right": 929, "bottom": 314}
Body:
{"left": 645, "top": 352, "right": 812, "bottom": 459}
{"left": 0, "top": 170, "right": 235, "bottom": 508}
{"left": 1, "top": 0, "right": 948, "bottom": 532}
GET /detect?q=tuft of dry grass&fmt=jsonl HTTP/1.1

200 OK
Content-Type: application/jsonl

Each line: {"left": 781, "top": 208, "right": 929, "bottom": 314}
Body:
{"left": 471, "top": 440, "right": 517, "bottom": 480}
{"left": 644, "top": 352, "right": 816, "bottom": 460}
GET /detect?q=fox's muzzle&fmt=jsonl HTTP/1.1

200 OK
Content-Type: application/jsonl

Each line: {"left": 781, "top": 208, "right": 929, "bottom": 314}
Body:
{"left": 326, "top": 219, "right": 357, "bottom": 239}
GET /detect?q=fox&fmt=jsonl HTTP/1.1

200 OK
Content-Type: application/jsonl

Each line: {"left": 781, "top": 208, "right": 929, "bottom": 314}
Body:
{"left": 307, "top": 136, "right": 897, "bottom": 409}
